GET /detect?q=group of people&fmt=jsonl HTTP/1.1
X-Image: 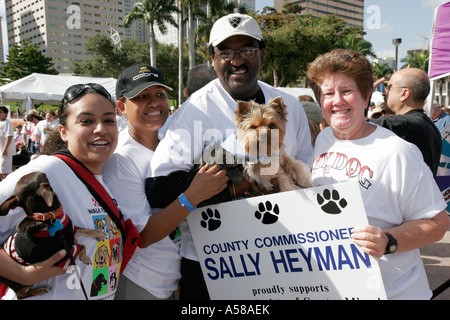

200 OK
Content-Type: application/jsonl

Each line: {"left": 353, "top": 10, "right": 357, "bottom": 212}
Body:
{"left": 19, "top": 109, "right": 59, "bottom": 155}
{"left": 0, "top": 12, "right": 448, "bottom": 300}
{"left": 1, "top": 107, "right": 60, "bottom": 179}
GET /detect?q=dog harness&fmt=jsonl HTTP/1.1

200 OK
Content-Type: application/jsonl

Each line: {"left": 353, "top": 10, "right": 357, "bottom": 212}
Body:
{"left": 3, "top": 206, "right": 81, "bottom": 269}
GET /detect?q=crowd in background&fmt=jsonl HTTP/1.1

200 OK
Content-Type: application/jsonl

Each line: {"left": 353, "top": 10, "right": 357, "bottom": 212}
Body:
{"left": 0, "top": 11, "right": 449, "bottom": 301}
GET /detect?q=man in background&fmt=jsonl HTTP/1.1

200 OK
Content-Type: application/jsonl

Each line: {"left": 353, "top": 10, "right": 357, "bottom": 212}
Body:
{"left": 370, "top": 68, "right": 441, "bottom": 177}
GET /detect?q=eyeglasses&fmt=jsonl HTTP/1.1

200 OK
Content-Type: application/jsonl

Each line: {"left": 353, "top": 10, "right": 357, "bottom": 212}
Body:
{"left": 384, "top": 84, "right": 408, "bottom": 93}
{"left": 214, "top": 47, "right": 259, "bottom": 62}
{"left": 63, "top": 83, "right": 111, "bottom": 104}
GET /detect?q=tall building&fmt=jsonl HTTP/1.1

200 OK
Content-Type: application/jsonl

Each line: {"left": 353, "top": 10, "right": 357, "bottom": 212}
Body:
{"left": 4, "top": 0, "right": 257, "bottom": 74}
{"left": 274, "top": 0, "right": 364, "bottom": 27}
{"left": 0, "top": 17, "right": 5, "bottom": 63}
{"left": 4, "top": 0, "right": 148, "bottom": 74}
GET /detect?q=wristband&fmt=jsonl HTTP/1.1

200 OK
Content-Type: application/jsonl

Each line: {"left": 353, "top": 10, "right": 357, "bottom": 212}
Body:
{"left": 178, "top": 193, "right": 196, "bottom": 212}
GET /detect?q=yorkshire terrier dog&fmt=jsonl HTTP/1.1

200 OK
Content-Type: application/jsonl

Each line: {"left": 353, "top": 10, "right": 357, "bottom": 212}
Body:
{"left": 201, "top": 96, "right": 312, "bottom": 193}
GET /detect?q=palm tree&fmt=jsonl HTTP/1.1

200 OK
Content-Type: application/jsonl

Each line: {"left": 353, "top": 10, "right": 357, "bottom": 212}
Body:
{"left": 400, "top": 49, "right": 429, "bottom": 71}
{"left": 123, "top": 0, "right": 179, "bottom": 67}
{"left": 178, "top": 0, "right": 184, "bottom": 104}
{"left": 195, "top": 0, "right": 237, "bottom": 64}
{"left": 335, "top": 33, "right": 377, "bottom": 59}
{"left": 183, "top": 0, "right": 236, "bottom": 69}
{"left": 184, "top": 0, "right": 203, "bottom": 70}
{"left": 372, "top": 61, "right": 394, "bottom": 80}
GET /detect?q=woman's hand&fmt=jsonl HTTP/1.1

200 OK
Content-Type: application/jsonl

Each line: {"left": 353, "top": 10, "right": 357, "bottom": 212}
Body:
{"left": 352, "top": 211, "right": 450, "bottom": 259}
{"left": 351, "top": 225, "right": 388, "bottom": 258}
{"left": 184, "top": 164, "right": 229, "bottom": 207}
{"left": 0, "top": 249, "right": 67, "bottom": 285}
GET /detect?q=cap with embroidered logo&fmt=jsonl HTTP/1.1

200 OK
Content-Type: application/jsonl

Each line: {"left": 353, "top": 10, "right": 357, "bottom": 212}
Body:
{"left": 209, "top": 13, "right": 263, "bottom": 47}
{"left": 116, "top": 63, "right": 172, "bottom": 99}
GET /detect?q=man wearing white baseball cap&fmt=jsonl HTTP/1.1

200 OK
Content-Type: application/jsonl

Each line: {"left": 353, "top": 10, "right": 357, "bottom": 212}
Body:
{"left": 147, "top": 10, "right": 313, "bottom": 299}
{"left": 208, "top": 12, "right": 263, "bottom": 47}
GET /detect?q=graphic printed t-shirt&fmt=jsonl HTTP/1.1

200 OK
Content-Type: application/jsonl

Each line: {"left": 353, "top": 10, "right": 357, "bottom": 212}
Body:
{"left": 309, "top": 125, "right": 446, "bottom": 299}
{"left": 0, "top": 156, "right": 125, "bottom": 300}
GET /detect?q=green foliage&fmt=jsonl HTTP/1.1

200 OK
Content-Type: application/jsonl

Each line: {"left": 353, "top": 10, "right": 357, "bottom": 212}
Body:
{"left": 401, "top": 50, "right": 429, "bottom": 71}
{"left": 372, "top": 61, "right": 394, "bottom": 79}
{"left": 334, "top": 27, "right": 376, "bottom": 58}
{"left": 156, "top": 43, "right": 187, "bottom": 102}
{"left": 123, "top": 0, "right": 179, "bottom": 66}
{"left": 72, "top": 35, "right": 201, "bottom": 103}
{"left": 281, "top": 3, "right": 303, "bottom": 14}
{"left": 194, "top": 0, "right": 237, "bottom": 63}
{"left": 257, "top": 7, "right": 376, "bottom": 87}
{"left": 0, "top": 39, "right": 58, "bottom": 83}
{"left": 72, "top": 2, "right": 378, "bottom": 99}
{"left": 123, "top": 0, "right": 178, "bottom": 32}
{"left": 71, "top": 35, "right": 150, "bottom": 78}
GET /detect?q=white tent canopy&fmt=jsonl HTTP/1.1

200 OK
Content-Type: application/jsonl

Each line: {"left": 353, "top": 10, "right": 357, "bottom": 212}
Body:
{"left": 0, "top": 73, "right": 117, "bottom": 105}
{"left": 277, "top": 87, "right": 316, "bottom": 101}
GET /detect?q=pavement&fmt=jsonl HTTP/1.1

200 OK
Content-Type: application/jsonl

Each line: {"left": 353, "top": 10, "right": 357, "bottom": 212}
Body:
{"left": 420, "top": 224, "right": 450, "bottom": 300}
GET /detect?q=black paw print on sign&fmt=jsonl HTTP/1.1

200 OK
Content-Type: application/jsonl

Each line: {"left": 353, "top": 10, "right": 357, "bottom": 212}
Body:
{"left": 255, "top": 201, "right": 280, "bottom": 225}
{"left": 316, "top": 189, "right": 347, "bottom": 214}
{"left": 200, "top": 208, "right": 221, "bottom": 231}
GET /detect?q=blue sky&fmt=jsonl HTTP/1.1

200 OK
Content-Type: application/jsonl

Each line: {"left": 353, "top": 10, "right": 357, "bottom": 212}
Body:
{"left": 0, "top": 0, "right": 445, "bottom": 63}
{"left": 255, "top": 0, "right": 444, "bottom": 63}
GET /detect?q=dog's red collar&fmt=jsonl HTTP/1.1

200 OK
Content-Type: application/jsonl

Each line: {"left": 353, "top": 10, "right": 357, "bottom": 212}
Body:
{"left": 32, "top": 206, "right": 64, "bottom": 221}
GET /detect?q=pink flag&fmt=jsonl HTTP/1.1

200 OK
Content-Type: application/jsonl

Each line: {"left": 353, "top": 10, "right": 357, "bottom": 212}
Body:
{"left": 429, "top": 2, "right": 450, "bottom": 80}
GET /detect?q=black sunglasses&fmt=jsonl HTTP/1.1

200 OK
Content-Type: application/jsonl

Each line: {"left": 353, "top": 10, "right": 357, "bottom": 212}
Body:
{"left": 63, "top": 83, "right": 111, "bottom": 104}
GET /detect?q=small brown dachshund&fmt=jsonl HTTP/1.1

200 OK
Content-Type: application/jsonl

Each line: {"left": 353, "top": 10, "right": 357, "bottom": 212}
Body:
{"left": 0, "top": 172, "right": 105, "bottom": 299}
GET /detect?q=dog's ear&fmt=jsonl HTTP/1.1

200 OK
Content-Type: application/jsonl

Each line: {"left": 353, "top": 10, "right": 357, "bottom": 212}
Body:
{"left": 269, "top": 96, "right": 286, "bottom": 112}
{"left": 0, "top": 195, "right": 19, "bottom": 216}
{"left": 269, "top": 96, "right": 288, "bottom": 118}
{"left": 38, "top": 182, "right": 54, "bottom": 208}
{"left": 236, "top": 100, "right": 253, "bottom": 123}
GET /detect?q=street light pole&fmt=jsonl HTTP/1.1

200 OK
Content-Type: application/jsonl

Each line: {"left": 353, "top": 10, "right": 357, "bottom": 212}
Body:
{"left": 392, "top": 38, "right": 402, "bottom": 71}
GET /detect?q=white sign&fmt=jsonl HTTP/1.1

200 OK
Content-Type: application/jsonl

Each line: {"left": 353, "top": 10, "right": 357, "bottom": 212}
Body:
{"left": 436, "top": 123, "right": 450, "bottom": 211}
{"left": 188, "top": 181, "right": 387, "bottom": 300}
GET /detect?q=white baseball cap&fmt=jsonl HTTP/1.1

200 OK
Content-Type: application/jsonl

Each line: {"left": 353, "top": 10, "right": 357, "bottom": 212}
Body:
{"left": 209, "top": 13, "right": 263, "bottom": 47}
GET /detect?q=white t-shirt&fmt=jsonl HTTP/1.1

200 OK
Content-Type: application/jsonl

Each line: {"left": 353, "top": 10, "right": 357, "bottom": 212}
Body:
{"left": 149, "top": 79, "right": 313, "bottom": 261}
{"left": 0, "top": 119, "right": 15, "bottom": 156}
{"left": 309, "top": 125, "right": 446, "bottom": 299}
{"left": 34, "top": 118, "right": 59, "bottom": 145}
{"left": 0, "top": 156, "right": 124, "bottom": 300}
{"left": 103, "top": 129, "right": 180, "bottom": 299}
